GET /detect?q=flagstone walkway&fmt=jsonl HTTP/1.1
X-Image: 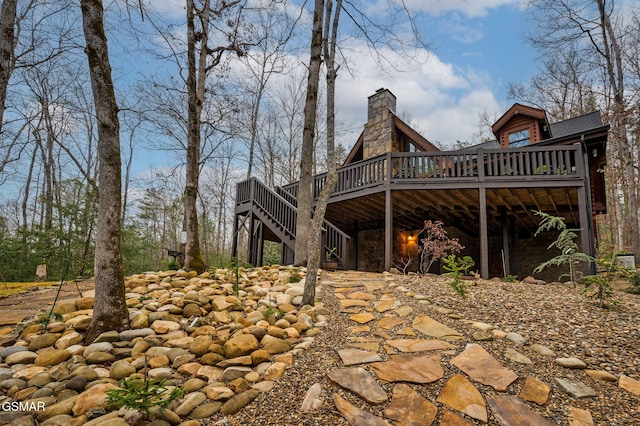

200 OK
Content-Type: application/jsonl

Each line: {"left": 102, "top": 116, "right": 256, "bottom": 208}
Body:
{"left": 296, "top": 271, "right": 640, "bottom": 425}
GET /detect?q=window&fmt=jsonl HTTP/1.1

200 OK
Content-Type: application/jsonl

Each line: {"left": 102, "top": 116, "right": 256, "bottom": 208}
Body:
{"left": 404, "top": 140, "right": 419, "bottom": 152}
{"left": 509, "top": 129, "right": 530, "bottom": 147}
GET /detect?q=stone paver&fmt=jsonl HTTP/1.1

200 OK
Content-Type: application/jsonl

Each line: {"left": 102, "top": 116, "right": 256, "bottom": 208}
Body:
{"left": 337, "top": 348, "right": 382, "bottom": 366}
{"left": 384, "top": 383, "right": 437, "bottom": 426}
{"left": 436, "top": 374, "right": 487, "bottom": 422}
{"left": 451, "top": 344, "right": 518, "bottom": 391}
{"left": 487, "top": 395, "right": 555, "bottom": 426}
{"left": 412, "top": 314, "right": 464, "bottom": 341}
{"left": 333, "top": 393, "right": 391, "bottom": 426}
{"left": 371, "top": 354, "right": 443, "bottom": 384}
{"left": 386, "top": 338, "right": 453, "bottom": 353}
{"left": 328, "top": 367, "right": 387, "bottom": 404}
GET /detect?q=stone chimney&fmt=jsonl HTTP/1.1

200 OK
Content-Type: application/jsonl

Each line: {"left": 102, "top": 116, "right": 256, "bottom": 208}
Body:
{"left": 363, "top": 88, "right": 398, "bottom": 159}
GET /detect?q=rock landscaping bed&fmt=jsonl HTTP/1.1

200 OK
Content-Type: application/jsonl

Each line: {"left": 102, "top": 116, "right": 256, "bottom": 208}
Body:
{"left": 0, "top": 267, "right": 325, "bottom": 425}
{"left": 0, "top": 268, "right": 639, "bottom": 425}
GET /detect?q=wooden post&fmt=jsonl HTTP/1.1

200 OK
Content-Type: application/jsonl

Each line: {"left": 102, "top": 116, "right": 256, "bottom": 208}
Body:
{"left": 231, "top": 213, "right": 239, "bottom": 259}
{"left": 501, "top": 211, "right": 510, "bottom": 277}
{"left": 247, "top": 212, "right": 255, "bottom": 265}
{"left": 577, "top": 185, "right": 595, "bottom": 274}
{"left": 385, "top": 188, "right": 393, "bottom": 271}
{"left": 479, "top": 187, "right": 489, "bottom": 279}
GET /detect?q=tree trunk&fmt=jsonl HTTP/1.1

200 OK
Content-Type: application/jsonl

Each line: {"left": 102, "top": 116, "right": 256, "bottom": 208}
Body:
{"left": 597, "top": 0, "right": 640, "bottom": 261}
{"left": 80, "top": 0, "right": 128, "bottom": 343}
{"left": 0, "top": 0, "right": 17, "bottom": 135}
{"left": 301, "top": 0, "right": 341, "bottom": 306}
{"left": 294, "top": 0, "right": 324, "bottom": 266}
{"left": 183, "top": 0, "right": 207, "bottom": 273}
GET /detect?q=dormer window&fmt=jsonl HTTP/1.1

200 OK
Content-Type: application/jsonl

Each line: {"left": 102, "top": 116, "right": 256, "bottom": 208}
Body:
{"left": 509, "top": 129, "right": 530, "bottom": 147}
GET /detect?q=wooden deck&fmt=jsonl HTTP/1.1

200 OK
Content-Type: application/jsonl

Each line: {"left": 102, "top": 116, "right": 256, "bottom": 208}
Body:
{"left": 235, "top": 145, "right": 593, "bottom": 278}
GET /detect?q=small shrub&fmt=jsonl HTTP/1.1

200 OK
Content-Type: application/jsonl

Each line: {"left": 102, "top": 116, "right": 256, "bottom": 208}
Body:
{"left": 36, "top": 311, "right": 63, "bottom": 327}
{"left": 288, "top": 268, "right": 302, "bottom": 283}
{"left": 442, "top": 255, "right": 475, "bottom": 299}
{"left": 418, "top": 220, "right": 464, "bottom": 274}
{"left": 106, "top": 376, "right": 183, "bottom": 421}
{"left": 501, "top": 274, "right": 518, "bottom": 283}
{"left": 627, "top": 271, "right": 640, "bottom": 294}
{"left": 584, "top": 252, "right": 633, "bottom": 308}
{"left": 393, "top": 256, "right": 414, "bottom": 275}
{"left": 532, "top": 210, "right": 594, "bottom": 284}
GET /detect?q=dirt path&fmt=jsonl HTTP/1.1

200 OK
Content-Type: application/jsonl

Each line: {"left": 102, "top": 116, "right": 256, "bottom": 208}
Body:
{"left": 0, "top": 280, "right": 94, "bottom": 328}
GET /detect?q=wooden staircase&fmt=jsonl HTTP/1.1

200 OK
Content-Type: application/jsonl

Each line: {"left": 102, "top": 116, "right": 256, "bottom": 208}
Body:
{"left": 234, "top": 178, "right": 350, "bottom": 268}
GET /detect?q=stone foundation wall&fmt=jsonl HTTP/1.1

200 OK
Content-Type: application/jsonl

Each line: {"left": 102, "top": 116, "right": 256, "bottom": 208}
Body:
{"left": 356, "top": 229, "right": 385, "bottom": 272}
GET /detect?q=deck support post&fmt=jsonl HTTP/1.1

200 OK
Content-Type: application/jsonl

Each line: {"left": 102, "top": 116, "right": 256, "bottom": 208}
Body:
{"left": 479, "top": 187, "right": 489, "bottom": 279}
{"left": 231, "top": 213, "right": 239, "bottom": 260}
{"left": 501, "top": 211, "right": 510, "bottom": 277}
{"left": 577, "top": 184, "right": 596, "bottom": 275}
{"left": 247, "top": 212, "right": 255, "bottom": 265}
{"left": 385, "top": 188, "right": 393, "bottom": 271}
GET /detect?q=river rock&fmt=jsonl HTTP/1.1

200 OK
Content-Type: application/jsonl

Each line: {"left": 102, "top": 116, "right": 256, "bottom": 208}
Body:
{"left": 35, "top": 348, "right": 71, "bottom": 367}
{"left": 555, "top": 357, "right": 587, "bottom": 369}
{"left": 224, "top": 334, "right": 259, "bottom": 358}
{"left": 175, "top": 391, "right": 207, "bottom": 416}
{"left": 72, "top": 383, "right": 117, "bottom": 416}
{"left": 29, "top": 333, "right": 60, "bottom": 351}
{"left": 220, "top": 389, "right": 260, "bottom": 415}
{"left": 6, "top": 351, "right": 38, "bottom": 365}
{"left": 55, "top": 332, "right": 83, "bottom": 349}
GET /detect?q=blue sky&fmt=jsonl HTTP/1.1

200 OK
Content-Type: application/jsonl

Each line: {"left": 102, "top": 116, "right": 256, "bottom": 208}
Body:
{"left": 117, "top": 0, "right": 538, "bottom": 175}
{"left": 331, "top": 0, "right": 538, "bottom": 147}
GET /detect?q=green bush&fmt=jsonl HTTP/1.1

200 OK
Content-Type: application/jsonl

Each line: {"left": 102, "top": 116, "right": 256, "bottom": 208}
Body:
{"left": 442, "top": 254, "right": 475, "bottom": 299}
{"left": 106, "top": 376, "right": 183, "bottom": 421}
{"left": 533, "top": 210, "right": 594, "bottom": 283}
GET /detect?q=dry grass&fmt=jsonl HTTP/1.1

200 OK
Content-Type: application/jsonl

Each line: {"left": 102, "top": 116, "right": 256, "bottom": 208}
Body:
{"left": 0, "top": 281, "right": 57, "bottom": 297}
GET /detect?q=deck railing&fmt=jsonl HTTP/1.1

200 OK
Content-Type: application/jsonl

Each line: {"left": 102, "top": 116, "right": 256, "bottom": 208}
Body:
{"left": 278, "top": 145, "right": 584, "bottom": 199}
{"left": 236, "top": 178, "right": 350, "bottom": 266}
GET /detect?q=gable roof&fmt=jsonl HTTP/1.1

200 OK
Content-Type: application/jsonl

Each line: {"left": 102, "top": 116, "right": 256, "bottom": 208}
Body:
{"left": 342, "top": 113, "right": 440, "bottom": 166}
{"left": 491, "top": 103, "right": 551, "bottom": 140}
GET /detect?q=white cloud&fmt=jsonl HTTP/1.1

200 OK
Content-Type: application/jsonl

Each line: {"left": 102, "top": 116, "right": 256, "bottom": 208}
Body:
{"left": 143, "top": 0, "right": 185, "bottom": 19}
{"left": 398, "top": 0, "right": 521, "bottom": 18}
{"left": 332, "top": 42, "right": 502, "bottom": 148}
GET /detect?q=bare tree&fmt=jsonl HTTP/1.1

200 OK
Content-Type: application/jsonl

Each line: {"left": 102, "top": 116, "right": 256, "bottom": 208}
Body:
{"left": 300, "top": 0, "right": 342, "bottom": 305}
{"left": 293, "top": 0, "right": 324, "bottom": 267}
{"left": 296, "top": 0, "right": 428, "bottom": 302}
{"left": 80, "top": 0, "right": 128, "bottom": 343}
{"left": 240, "top": 3, "right": 300, "bottom": 180}
{"left": 527, "top": 0, "right": 639, "bottom": 260}
{"left": 0, "top": 0, "right": 17, "bottom": 135}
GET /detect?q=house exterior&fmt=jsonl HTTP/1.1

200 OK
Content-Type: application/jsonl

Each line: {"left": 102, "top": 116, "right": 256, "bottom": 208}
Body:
{"left": 233, "top": 88, "right": 608, "bottom": 279}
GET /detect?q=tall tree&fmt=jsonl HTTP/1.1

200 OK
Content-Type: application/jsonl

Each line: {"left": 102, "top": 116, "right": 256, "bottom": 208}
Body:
{"left": 295, "top": 0, "right": 427, "bottom": 301}
{"left": 80, "top": 0, "right": 128, "bottom": 343}
{"left": 527, "top": 0, "right": 639, "bottom": 260}
{"left": 301, "top": 0, "right": 341, "bottom": 305}
{"left": 183, "top": 0, "right": 252, "bottom": 272}
{"left": 293, "top": 0, "right": 324, "bottom": 266}
{"left": 0, "top": 0, "right": 17, "bottom": 135}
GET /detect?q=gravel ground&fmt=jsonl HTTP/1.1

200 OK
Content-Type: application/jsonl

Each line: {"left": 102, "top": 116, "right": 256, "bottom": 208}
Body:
{"left": 213, "top": 271, "right": 640, "bottom": 426}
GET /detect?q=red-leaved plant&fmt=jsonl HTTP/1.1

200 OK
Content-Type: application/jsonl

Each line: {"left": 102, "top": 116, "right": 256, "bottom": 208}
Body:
{"left": 418, "top": 220, "right": 464, "bottom": 274}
